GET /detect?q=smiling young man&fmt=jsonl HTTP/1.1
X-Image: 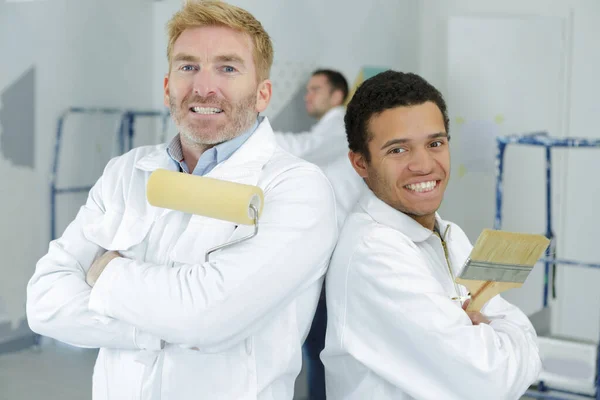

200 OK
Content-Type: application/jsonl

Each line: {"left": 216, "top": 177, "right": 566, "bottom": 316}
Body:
{"left": 321, "top": 71, "right": 541, "bottom": 400}
{"left": 27, "top": 2, "right": 338, "bottom": 399}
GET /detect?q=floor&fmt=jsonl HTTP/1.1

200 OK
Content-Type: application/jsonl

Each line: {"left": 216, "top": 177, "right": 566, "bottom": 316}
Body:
{"left": 0, "top": 343, "right": 592, "bottom": 400}
{"left": 0, "top": 342, "right": 308, "bottom": 400}
{"left": 0, "top": 344, "right": 97, "bottom": 400}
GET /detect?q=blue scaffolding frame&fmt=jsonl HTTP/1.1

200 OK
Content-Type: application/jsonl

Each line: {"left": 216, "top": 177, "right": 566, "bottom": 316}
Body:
{"left": 50, "top": 107, "right": 170, "bottom": 241}
{"left": 494, "top": 132, "right": 600, "bottom": 400}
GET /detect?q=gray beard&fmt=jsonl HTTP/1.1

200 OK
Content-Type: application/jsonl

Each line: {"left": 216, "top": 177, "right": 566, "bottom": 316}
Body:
{"left": 170, "top": 92, "right": 257, "bottom": 146}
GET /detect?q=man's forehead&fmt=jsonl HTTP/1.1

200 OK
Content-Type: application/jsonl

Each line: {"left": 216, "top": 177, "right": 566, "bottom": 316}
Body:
{"left": 307, "top": 76, "right": 329, "bottom": 89}
{"left": 174, "top": 26, "right": 253, "bottom": 54}
{"left": 368, "top": 110, "right": 445, "bottom": 139}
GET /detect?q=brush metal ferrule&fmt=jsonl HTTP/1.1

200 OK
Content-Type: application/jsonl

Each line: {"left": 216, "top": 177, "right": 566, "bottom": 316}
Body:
{"left": 459, "top": 258, "right": 532, "bottom": 283}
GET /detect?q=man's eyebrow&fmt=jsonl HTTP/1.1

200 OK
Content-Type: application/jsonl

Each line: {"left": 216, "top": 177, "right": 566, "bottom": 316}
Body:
{"left": 380, "top": 138, "right": 409, "bottom": 150}
{"left": 172, "top": 53, "right": 199, "bottom": 63}
{"left": 380, "top": 132, "right": 448, "bottom": 150}
{"left": 214, "top": 54, "right": 245, "bottom": 65}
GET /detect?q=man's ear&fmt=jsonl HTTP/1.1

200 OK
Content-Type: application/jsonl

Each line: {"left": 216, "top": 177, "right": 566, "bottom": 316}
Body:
{"left": 331, "top": 89, "right": 345, "bottom": 107}
{"left": 163, "top": 74, "right": 170, "bottom": 108}
{"left": 255, "top": 79, "right": 272, "bottom": 113}
{"left": 348, "top": 150, "right": 369, "bottom": 178}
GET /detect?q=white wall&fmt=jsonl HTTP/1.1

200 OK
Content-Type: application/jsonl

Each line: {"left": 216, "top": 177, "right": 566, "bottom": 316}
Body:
{"left": 0, "top": 0, "right": 155, "bottom": 340}
{"left": 417, "top": 0, "right": 600, "bottom": 341}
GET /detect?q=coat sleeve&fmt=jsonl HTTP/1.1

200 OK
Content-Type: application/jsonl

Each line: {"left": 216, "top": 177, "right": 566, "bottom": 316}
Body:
{"left": 273, "top": 112, "right": 346, "bottom": 158}
{"left": 336, "top": 227, "right": 541, "bottom": 400}
{"left": 273, "top": 129, "right": 321, "bottom": 158}
{"left": 26, "top": 159, "right": 163, "bottom": 350}
{"left": 88, "top": 166, "right": 338, "bottom": 351}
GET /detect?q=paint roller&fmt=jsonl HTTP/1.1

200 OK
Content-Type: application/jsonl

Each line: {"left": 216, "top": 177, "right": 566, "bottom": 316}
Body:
{"left": 456, "top": 229, "right": 550, "bottom": 312}
{"left": 146, "top": 169, "right": 264, "bottom": 262}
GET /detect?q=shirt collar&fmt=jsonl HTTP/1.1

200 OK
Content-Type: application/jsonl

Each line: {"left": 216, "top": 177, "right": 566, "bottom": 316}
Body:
{"left": 166, "top": 117, "right": 260, "bottom": 174}
{"left": 358, "top": 186, "right": 450, "bottom": 243}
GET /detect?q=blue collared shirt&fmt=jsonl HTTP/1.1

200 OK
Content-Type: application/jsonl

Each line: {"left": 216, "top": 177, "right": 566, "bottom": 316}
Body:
{"left": 167, "top": 118, "right": 259, "bottom": 176}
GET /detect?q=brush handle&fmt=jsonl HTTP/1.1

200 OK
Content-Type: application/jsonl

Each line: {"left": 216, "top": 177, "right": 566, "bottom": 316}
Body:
{"left": 455, "top": 278, "right": 523, "bottom": 312}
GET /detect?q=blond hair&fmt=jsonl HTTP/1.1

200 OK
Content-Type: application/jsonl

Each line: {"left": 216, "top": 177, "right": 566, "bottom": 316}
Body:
{"left": 167, "top": 0, "right": 274, "bottom": 82}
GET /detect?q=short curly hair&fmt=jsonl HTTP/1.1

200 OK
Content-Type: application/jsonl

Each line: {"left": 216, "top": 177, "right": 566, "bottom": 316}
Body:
{"left": 345, "top": 70, "right": 449, "bottom": 162}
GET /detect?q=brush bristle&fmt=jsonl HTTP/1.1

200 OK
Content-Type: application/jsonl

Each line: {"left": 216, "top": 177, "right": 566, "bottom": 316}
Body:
{"left": 470, "top": 229, "right": 550, "bottom": 266}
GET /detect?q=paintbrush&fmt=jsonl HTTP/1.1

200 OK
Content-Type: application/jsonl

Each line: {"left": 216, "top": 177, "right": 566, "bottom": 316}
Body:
{"left": 455, "top": 229, "right": 550, "bottom": 312}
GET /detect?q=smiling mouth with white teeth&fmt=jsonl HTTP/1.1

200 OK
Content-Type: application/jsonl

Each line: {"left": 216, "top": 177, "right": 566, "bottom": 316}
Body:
{"left": 404, "top": 180, "right": 438, "bottom": 193}
{"left": 190, "top": 106, "right": 223, "bottom": 115}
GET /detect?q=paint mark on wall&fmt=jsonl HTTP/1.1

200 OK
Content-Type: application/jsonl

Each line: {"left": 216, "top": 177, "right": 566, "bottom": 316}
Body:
{"left": 0, "top": 66, "right": 35, "bottom": 168}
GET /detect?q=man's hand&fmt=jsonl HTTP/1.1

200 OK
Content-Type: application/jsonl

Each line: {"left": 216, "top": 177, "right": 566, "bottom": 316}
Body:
{"left": 86, "top": 251, "right": 121, "bottom": 287}
{"left": 462, "top": 299, "right": 491, "bottom": 325}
